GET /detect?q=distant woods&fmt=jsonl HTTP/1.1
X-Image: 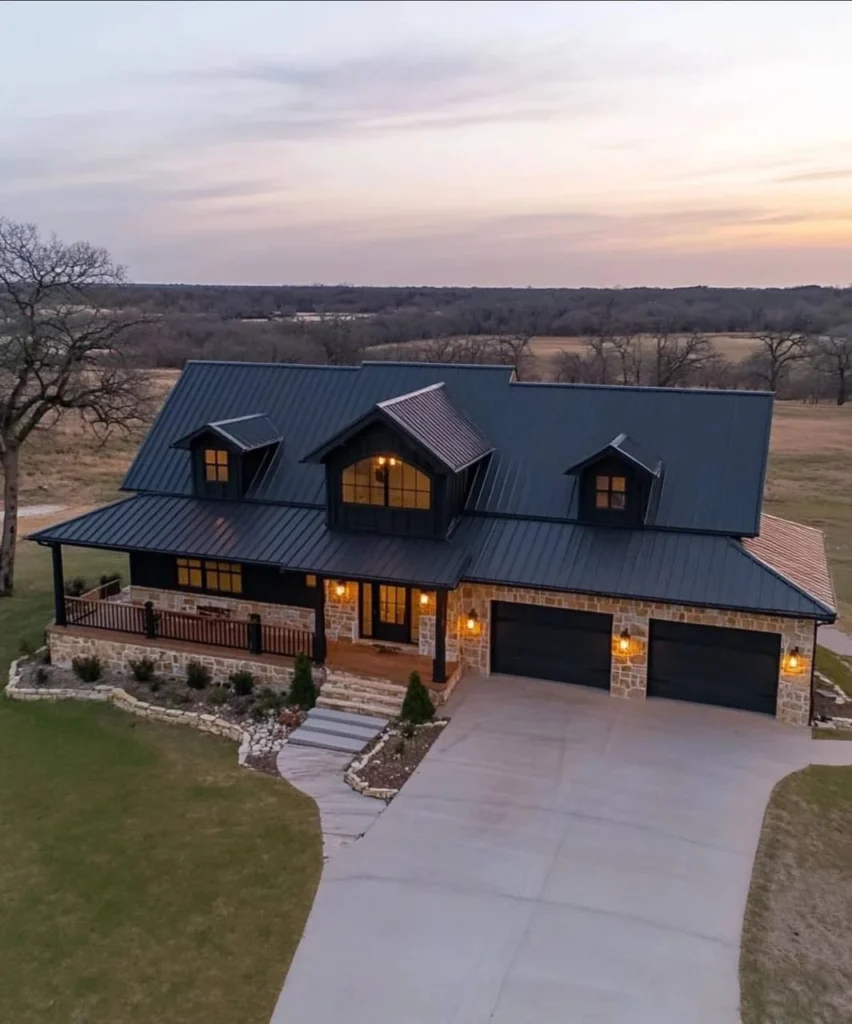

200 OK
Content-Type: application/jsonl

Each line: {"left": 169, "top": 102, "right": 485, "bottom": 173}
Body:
{"left": 108, "top": 283, "right": 852, "bottom": 404}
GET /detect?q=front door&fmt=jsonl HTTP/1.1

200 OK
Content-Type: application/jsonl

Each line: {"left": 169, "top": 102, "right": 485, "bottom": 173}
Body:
{"left": 360, "top": 583, "right": 411, "bottom": 643}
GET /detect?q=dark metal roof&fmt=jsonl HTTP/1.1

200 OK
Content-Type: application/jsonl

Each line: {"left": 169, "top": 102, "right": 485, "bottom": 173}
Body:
{"left": 122, "top": 361, "right": 772, "bottom": 535}
{"left": 565, "top": 432, "right": 662, "bottom": 477}
{"left": 465, "top": 518, "right": 834, "bottom": 619}
{"left": 29, "top": 495, "right": 833, "bottom": 619}
{"left": 173, "top": 413, "right": 281, "bottom": 452}
{"left": 29, "top": 495, "right": 475, "bottom": 589}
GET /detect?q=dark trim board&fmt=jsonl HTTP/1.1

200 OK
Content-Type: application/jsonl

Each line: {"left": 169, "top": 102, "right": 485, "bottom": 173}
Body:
{"left": 647, "top": 619, "right": 780, "bottom": 716}
{"left": 490, "top": 601, "right": 613, "bottom": 689}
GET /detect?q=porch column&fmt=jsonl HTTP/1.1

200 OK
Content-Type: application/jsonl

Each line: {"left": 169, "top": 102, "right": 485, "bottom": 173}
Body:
{"left": 313, "top": 575, "right": 327, "bottom": 665}
{"left": 51, "top": 544, "right": 66, "bottom": 626}
{"left": 432, "top": 588, "right": 447, "bottom": 684}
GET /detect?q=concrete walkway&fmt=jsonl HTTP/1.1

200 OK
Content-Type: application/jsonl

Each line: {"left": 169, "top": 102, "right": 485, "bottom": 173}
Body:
{"left": 276, "top": 743, "right": 385, "bottom": 862}
{"left": 811, "top": 737, "right": 852, "bottom": 765}
{"left": 272, "top": 675, "right": 814, "bottom": 1024}
{"left": 818, "top": 624, "right": 852, "bottom": 657}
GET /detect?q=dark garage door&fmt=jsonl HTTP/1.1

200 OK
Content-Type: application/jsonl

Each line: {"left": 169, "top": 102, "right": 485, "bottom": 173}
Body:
{"left": 647, "top": 620, "right": 780, "bottom": 715}
{"left": 490, "top": 602, "right": 612, "bottom": 689}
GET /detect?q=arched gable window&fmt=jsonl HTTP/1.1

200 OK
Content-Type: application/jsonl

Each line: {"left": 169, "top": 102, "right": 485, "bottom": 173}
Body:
{"left": 341, "top": 455, "right": 431, "bottom": 509}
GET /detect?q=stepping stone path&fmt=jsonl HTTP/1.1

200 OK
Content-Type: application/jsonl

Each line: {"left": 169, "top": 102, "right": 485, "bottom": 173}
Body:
{"left": 288, "top": 707, "right": 388, "bottom": 754}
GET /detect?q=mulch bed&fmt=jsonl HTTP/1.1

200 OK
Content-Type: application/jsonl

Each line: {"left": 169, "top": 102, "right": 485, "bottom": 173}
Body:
{"left": 355, "top": 722, "right": 446, "bottom": 792}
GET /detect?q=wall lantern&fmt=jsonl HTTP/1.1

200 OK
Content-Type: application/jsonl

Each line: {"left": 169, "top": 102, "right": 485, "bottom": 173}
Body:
{"left": 419, "top": 591, "right": 431, "bottom": 607}
{"left": 613, "top": 627, "right": 642, "bottom": 659}
{"left": 465, "top": 609, "right": 479, "bottom": 632}
{"left": 783, "top": 645, "right": 806, "bottom": 674}
{"left": 334, "top": 580, "right": 348, "bottom": 599}
{"left": 618, "top": 628, "right": 631, "bottom": 654}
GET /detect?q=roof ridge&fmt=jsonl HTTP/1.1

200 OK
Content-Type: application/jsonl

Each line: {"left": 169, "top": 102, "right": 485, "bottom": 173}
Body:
{"left": 378, "top": 382, "right": 444, "bottom": 407}
{"left": 730, "top": 536, "right": 836, "bottom": 618}
{"left": 510, "top": 380, "right": 774, "bottom": 397}
{"left": 211, "top": 413, "right": 268, "bottom": 426}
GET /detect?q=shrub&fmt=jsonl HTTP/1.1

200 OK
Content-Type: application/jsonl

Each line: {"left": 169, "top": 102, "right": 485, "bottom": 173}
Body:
{"left": 65, "top": 577, "right": 87, "bottom": 597}
{"left": 72, "top": 655, "right": 102, "bottom": 683}
{"left": 40, "top": 645, "right": 51, "bottom": 665}
{"left": 255, "top": 686, "right": 286, "bottom": 715}
{"left": 229, "top": 670, "right": 255, "bottom": 697}
{"left": 249, "top": 703, "right": 270, "bottom": 723}
{"left": 99, "top": 573, "right": 121, "bottom": 586}
{"left": 186, "top": 661, "right": 211, "bottom": 690}
{"left": 173, "top": 691, "right": 192, "bottom": 706}
{"left": 129, "top": 657, "right": 156, "bottom": 682}
{"left": 401, "top": 720, "right": 416, "bottom": 739}
{"left": 206, "top": 686, "right": 229, "bottom": 708}
{"left": 34, "top": 666, "right": 49, "bottom": 685}
{"left": 149, "top": 678, "right": 161, "bottom": 693}
{"left": 393, "top": 737, "right": 406, "bottom": 756}
{"left": 287, "top": 654, "right": 317, "bottom": 709}
{"left": 400, "top": 671, "right": 434, "bottom": 725}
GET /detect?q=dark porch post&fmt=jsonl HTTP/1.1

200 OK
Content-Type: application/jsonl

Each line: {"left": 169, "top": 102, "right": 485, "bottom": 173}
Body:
{"left": 313, "top": 575, "right": 327, "bottom": 665}
{"left": 432, "top": 588, "right": 447, "bottom": 684}
{"left": 51, "top": 544, "right": 66, "bottom": 626}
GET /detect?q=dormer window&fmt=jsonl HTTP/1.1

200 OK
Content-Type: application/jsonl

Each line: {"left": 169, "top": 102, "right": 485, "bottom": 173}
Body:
{"left": 342, "top": 456, "right": 431, "bottom": 510}
{"left": 595, "top": 474, "right": 626, "bottom": 510}
{"left": 204, "top": 449, "right": 229, "bottom": 483}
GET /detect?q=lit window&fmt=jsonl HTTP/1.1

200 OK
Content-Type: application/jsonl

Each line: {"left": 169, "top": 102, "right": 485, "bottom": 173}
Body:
{"left": 595, "top": 475, "right": 626, "bottom": 510}
{"left": 204, "top": 561, "right": 242, "bottom": 594}
{"left": 204, "top": 449, "right": 229, "bottom": 483}
{"left": 177, "top": 557, "right": 203, "bottom": 588}
{"left": 342, "top": 456, "right": 431, "bottom": 509}
{"left": 305, "top": 574, "right": 317, "bottom": 588}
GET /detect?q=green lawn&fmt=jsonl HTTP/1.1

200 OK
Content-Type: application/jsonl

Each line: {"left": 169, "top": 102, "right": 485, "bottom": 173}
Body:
{"left": 815, "top": 645, "right": 852, "bottom": 698}
{"left": 741, "top": 766, "right": 852, "bottom": 1024}
{"left": 0, "top": 543, "right": 322, "bottom": 1023}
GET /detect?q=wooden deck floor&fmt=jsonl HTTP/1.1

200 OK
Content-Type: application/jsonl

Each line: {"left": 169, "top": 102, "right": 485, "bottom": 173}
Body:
{"left": 327, "top": 640, "right": 455, "bottom": 688}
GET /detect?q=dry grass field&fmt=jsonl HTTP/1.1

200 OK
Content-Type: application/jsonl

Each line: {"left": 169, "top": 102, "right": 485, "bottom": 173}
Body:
{"left": 528, "top": 331, "right": 760, "bottom": 366}
{"left": 7, "top": 370, "right": 851, "bottom": 625}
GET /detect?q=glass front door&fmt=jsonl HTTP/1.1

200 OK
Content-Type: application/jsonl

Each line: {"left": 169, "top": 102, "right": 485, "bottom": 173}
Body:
{"left": 360, "top": 583, "right": 411, "bottom": 643}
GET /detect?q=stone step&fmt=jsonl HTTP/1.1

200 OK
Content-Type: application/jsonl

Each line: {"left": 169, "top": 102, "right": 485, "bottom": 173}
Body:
{"left": 317, "top": 696, "right": 402, "bottom": 720}
{"left": 297, "top": 717, "right": 379, "bottom": 742}
{"left": 288, "top": 728, "right": 367, "bottom": 754}
{"left": 320, "top": 684, "right": 403, "bottom": 709}
{"left": 325, "top": 673, "right": 407, "bottom": 696}
{"left": 308, "top": 707, "right": 389, "bottom": 731}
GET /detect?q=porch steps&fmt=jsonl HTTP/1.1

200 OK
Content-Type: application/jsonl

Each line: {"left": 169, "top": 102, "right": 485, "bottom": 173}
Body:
{"left": 287, "top": 708, "right": 388, "bottom": 755}
{"left": 316, "top": 696, "right": 402, "bottom": 720}
{"left": 317, "top": 677, "right": 406, "bottom": 718}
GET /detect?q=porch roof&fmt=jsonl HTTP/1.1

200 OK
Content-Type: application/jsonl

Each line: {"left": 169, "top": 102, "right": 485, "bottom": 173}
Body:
{"left": 27, "top": 494, "right": 476, "bottom": 589}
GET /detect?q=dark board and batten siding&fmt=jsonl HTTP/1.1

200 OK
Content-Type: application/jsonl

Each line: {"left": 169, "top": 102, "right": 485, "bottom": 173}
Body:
{"left": 129, "top": 552, "right": 315, "bottom": 608}
{"left": 490, "top": 601, "right": 613, "bottom": 689}
{"left": 647, "top": 619, "right": 780, "bottom": 715}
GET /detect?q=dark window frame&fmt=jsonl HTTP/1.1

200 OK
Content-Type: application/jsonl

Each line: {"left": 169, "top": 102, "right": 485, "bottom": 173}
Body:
{"left": 594, "top": 473, "right": 627, "bottom": 511}
{"left": 341, "top": 454, "right": 432, "bottom": 510}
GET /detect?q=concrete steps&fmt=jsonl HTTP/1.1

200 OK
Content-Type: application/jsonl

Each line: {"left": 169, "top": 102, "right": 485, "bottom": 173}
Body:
{"left": 318, "top": 678, "right": 405, "bottom": 718}
{"left": 287, "top": 707, "right": 388, "bottom": 754}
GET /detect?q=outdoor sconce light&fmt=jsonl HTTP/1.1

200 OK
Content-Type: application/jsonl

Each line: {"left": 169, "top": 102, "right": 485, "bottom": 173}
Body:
{"left": 419, "top": 592, "right": 431, "bottom": 607}
{"left": 334, "top": 581, "right": 348, "bottom": 598}
{"left": 784, "top": 646, "right": 805, "bottom": 673}
{"left": 618, "top": 628, "right": 631, "bottom": 654}
{"left": 466, "top": 609, "right": 479, "bottom": 632}
{"left": 377, "top": 456, "right": 387, "bottom": 466}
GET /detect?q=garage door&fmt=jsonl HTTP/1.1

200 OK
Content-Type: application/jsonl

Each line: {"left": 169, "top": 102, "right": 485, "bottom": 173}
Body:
{"left": 490, "top": 602, "right": 612, "bottom": 689}
{"left": 647, "top": 620, "right": 780, "bottom": 715}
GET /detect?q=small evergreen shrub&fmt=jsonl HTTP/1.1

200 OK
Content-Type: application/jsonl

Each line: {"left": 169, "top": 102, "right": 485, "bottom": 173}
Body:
{"left": 249, "top": 703, "right": 271, "bottom": 723}
{"left": 186, "top": 661, "right": 211, "bottom": 690}
{"left": 65, "top": 577, "right": 87, "bottom": 597}
{"left": 72, "top": 655, "right": 102, "bottom": 683}
{"left": 99, "top": 573, "right": 121, "bottom": 586}
{"left": 400, "top": 671, "right": 434, "bottom": 725}
{"left": 401, "top": 720, "right": 416, "bottom": 739}
{"left": 34, "top": 666, "right": 49, "bottom": 685}
{"left": 255, "top": 686, "right": 286, "bottom": 714}
{"left": 129, "top": 657, "right": 156, "bottom": 682}
{"left": 149, "top": 678, "right": 161, "bottom": 693}
{"left": 206, "top": 686, "right": 229, "bottom": 708}
{"left": 393, "top": 737, "right": 406, "bottom": 756}
{"left": 229, "top": 670, "right": 255, "bottom": 697}
{"left": 287, "top": 654, "right": 317, "bottom": 709}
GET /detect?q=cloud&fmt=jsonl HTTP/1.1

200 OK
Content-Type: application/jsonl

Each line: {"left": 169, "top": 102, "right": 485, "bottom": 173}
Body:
{"left": 775, "top": 167, "right": 852, "bottom": 183}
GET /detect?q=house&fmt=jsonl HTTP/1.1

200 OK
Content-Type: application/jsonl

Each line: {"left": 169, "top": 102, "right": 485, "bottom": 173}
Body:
{"left": 30, "top": 360, "right": 836, "bottom": 725}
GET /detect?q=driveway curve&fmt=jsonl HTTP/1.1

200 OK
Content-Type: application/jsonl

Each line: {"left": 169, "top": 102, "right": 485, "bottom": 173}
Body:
{"left": 272, "top": 674, "right": 812, "bottom": 1024}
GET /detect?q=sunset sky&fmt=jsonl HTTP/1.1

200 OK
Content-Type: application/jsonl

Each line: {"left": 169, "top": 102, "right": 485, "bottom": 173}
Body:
{"left": 2, "top": 0, "right": 851, "bottom": 287}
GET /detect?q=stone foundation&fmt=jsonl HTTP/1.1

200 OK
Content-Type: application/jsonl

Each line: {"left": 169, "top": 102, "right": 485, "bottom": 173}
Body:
{"left": 449, "top": 583, "right": 814, "bottom": 727}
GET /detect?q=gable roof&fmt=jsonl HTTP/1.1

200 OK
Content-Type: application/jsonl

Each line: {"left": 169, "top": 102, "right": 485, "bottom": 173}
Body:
{"left": 173, "top": 413, "right": 281, "bottom": 452}
{"left": 743, "top": 514, "right": 836, "bottom": 615}
{"left": 564, "top": 431, "right": 662, "bottom": 477}
{"left": 121, "top": 361, "right": 773, "bottom": 535}
{"left": 303, "top": 382, "right": 493, "bottom": 473}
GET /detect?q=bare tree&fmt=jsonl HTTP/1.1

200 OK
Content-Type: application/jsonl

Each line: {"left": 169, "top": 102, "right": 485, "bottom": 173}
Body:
{"left": 648, "top": 329, "right": 713, "bottom": 387}
{"left": 813, "top": 330, "right": 852, "bottom": 405}
{"left": 303, "top": 313, "right": 364, "bottom": 365}
{"left": 0, "top": 219, "right": 152, "bottom": 595}
{"left": 496, "top": 333, "right": 533, "bottom": 380}
{"left": 749, "top": 321, "right": 812, "bottom": 391}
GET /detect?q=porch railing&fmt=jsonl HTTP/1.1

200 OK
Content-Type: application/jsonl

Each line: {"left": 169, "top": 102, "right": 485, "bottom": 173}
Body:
{"left": 64, "top": 596, "right": 314, "bottom": 660}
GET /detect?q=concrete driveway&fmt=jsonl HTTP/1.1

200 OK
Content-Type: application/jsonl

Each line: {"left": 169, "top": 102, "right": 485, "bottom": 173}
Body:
{"left": 272, "top": 675, "right": 812, "bottom": 1024}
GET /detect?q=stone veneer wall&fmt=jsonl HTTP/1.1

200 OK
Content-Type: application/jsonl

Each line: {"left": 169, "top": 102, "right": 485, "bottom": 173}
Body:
{"left": 48, "top": 627, "right": 306, "bottom": 690}
{"left": 130, "top": 586, "right": 315, "bottom": 632}
{"left": 448, "top": 583, "right": 814, "bottom": 727}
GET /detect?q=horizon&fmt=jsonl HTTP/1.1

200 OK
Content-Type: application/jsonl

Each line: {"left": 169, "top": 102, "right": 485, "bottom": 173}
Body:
{"left": 2, "top": 0, "right": 852, "bottom": 289}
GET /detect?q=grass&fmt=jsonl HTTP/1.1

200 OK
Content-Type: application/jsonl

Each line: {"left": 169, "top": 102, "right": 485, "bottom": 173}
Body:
{"left": 0, "top": 543, "right": 323, "bottom": 1023}
{"left": 815, "top": 645, "right": 852, "bottom": 697}
{"left": 740, "top": 766, "right": 852, "bottom": 1024}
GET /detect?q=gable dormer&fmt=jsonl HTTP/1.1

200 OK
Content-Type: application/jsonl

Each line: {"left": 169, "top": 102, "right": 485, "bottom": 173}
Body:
{"left": 172, "top": 414, "right": 281, "bottom": 500}
{"left": 565, "top": 432, "right": 662, "bottom": 527}
{"left": 302, "top": 383, "right": 492, "bottom": 538}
